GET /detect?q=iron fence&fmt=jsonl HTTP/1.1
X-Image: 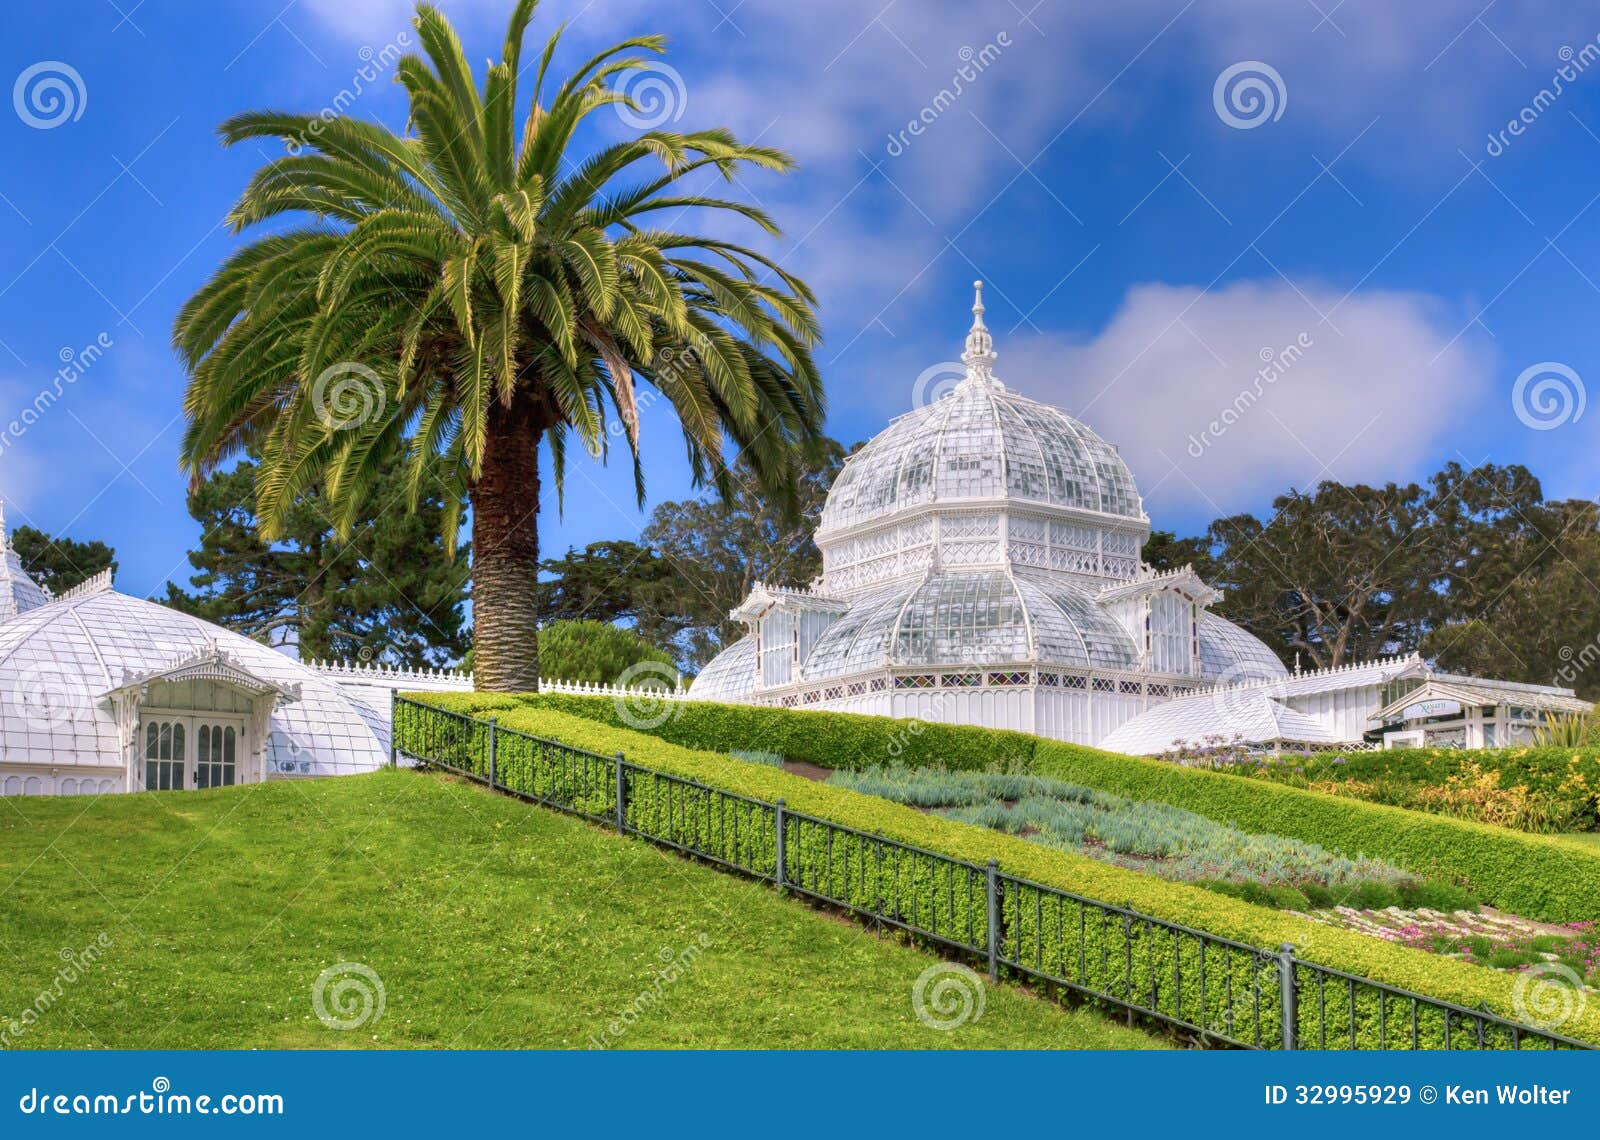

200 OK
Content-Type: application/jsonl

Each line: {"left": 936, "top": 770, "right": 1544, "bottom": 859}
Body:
{"left": 391, "top": 695, "right": 1594, "bottom": 1052}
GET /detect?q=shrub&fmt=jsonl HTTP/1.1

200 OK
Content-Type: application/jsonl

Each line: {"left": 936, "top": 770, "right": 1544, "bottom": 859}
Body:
{"left": 399, "top": 693, "right": 1600, "bottom": 1048}
{"left": 530, "top": 691, "right": 1040, "bottom": 772}
{"left": 1247, "top": 745, "right": 1600, "bottom": 832}
{"left": 536, "top": 620, "right": 677, "bottom": 686}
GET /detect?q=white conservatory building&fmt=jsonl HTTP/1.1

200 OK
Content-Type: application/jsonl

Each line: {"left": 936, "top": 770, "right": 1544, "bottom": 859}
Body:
{"left": 690, "top": 284, "right": 1590, "bottom": 751}
{"left": 0, "top": 512, "right": 468, "bottom": 797}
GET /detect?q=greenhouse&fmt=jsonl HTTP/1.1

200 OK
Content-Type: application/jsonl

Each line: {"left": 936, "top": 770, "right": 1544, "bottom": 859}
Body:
{"left": 0, "top": 511, "right": 469, "bottom": 796}
{"left": 690, "top": 285, "right": 1588, "bottom": 749}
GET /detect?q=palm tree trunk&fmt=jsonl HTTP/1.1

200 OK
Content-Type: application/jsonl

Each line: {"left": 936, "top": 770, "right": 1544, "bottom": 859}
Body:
{"left": 469, "top": 393, "right": 543, "bottom": 691}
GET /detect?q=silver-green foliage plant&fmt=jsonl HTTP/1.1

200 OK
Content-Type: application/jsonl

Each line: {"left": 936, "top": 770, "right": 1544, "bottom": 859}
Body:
{"left": 829, "top": 765, "right": 1430, "bottom": 904}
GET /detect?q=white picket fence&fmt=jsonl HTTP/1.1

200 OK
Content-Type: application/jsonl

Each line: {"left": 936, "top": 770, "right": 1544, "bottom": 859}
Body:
{"left": 308, "top": 659, "right": 686, "bottom": 700}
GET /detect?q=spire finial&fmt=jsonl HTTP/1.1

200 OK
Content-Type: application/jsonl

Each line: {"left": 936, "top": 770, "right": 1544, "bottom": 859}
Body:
{"left": 961, "top": 280, "right": 1001, "bottom": 387}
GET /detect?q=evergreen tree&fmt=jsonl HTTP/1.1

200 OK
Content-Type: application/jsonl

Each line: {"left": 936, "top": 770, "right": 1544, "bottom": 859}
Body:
{"left": 536, "top": 619, "right": 676, "bottom": 685}
{"left": 8, "top": 526, "right": 116, "bottom": 593}
{"left": 164, "top": 457, "right": 470, "bottom": 667}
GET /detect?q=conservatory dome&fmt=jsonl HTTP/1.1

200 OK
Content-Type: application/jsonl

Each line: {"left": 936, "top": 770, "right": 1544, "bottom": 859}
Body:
{"left": 817, "top": 285, "right": 1144, "bottom": 540}
{"left": 798, "top": 569, "right": 1141, "bottom": 682}
{"left": 687, "top": 283, "right": 1287, "bottom": 748}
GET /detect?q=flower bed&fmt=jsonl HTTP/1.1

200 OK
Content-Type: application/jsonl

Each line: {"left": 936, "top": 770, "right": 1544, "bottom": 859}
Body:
{"left": 1303, "top": 907, "right": 1599, "bottom": 992}
{"left": 1160, "top": 736, "right": 1600, "bottom": 834}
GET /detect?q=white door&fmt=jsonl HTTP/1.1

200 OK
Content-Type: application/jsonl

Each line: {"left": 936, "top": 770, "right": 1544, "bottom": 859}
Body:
{"left": 140, "top": 714, "right": 245, "bottom": 791}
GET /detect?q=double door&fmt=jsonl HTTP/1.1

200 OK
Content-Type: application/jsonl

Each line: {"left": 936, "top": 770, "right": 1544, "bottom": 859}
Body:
{"left": 141, "top": 713, "right": 245, "bottom": 790}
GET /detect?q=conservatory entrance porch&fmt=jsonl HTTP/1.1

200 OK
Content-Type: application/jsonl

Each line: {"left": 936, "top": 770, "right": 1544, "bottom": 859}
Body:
{"left": 103, "top": 644, "right": 299, "bottom": 793}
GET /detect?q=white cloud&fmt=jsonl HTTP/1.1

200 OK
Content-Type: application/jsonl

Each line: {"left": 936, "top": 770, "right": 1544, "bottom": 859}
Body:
{"left": 995, "top": 279, "right": 1493, "bottom": 520}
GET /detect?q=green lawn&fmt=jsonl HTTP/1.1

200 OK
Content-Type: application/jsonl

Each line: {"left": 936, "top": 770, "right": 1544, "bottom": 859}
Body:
{"left": 1561, "top": 832, "right": 1600, "bottom": 850}
{"left": 0, "top": 770, "right": 1161, "bottom": 1050}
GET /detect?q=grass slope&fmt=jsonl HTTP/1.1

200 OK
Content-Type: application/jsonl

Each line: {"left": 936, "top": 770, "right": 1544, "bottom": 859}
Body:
{"left": 0, "top": 770, "right": 1160, "bottom": 1050}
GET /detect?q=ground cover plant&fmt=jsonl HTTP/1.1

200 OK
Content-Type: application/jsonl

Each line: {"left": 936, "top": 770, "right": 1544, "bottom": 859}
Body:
{"left": 0, "top": 769, "right": 1159, "bottom": 1050}
{"left": 1160, "top": 735, "right": 1600, "bottom": 834}
{"left": 826, "top": 766, "right": 1473, "bottom": 912}
{"left": 406, "top": 693, "right": 1600, "bottom": 1046}
{"left": 1391, "top": 921, "right": 1599, "bottom": 990}
{"left": 1308, "top": 906, "right": 1599, "bottom": 992}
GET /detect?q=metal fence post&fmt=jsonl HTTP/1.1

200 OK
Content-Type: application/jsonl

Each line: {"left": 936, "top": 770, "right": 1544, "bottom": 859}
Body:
{"left": 614, "top": 753, "right": 627, "bottom": 833}
{"left": 1278, "top": 943, "right": 1298, "bottom": 1051}
{"left": 486, "top": 717, "right": 498, "bottom": 788}
{"left": 388, "top": 689, "right": 398, "bottom": 768}
{"left": 986, "top": 858, "right": 1000, "bottom": 980}
{"left": 775, "top": 798, "right": 787, "bottom": 888}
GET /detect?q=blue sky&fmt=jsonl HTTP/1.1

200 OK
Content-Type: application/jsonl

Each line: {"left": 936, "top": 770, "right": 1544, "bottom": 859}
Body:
{"left": 2, "top": 0, "right": 1598, "bottom": 601}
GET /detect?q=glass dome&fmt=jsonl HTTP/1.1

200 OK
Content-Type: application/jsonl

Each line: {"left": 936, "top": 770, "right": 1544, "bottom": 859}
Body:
{"left": 1197, "top": 613, "right": 1291, "bottom": 682}
{"left": 817, "top": 285, "right": 1144, "bottom": 541}
{"left": 818, "top": 385, "right": 1144, "bottom": 536}
{"left": 798, "top": 569, "right": 1142, "bottom": 682}
{"left": 687, "top": 634, "right": 757, "bottom": 701}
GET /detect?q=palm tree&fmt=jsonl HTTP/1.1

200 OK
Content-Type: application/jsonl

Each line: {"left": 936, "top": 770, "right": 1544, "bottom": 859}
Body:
{"left": 174, "top": 0, "right": 825, "bottom": 690}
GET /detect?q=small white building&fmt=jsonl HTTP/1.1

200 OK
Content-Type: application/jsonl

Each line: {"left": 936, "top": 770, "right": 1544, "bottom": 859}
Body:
{"left": 690, "top": 285, "right": 1591, "bottom": 751}
{"left": 0, "top": 515, "right": 470, "bottom": 796}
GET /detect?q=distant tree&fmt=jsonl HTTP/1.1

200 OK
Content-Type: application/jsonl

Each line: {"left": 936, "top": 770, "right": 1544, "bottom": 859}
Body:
{"left": 537, "top": 619, "right": 677, "bottom": 685}
{"left": 164, "top": 457, "right": 469, "bottom": 667}
{"left": 1141, "top": 530, "right": 1217, "bottom": 579}
{"left": 8, "top": 526, "right": 116, "bottom": 593}
{"left": 641, "top": 438, "right": 845, "bottom": 668}
{"left": 535, "top": 540, "right": 685, "bottom": 650}
{"left": 1426, "top": 461, "right": 1553, "bottom": 621}
{"left": 1205, "top": 480, "right": 1435, "bottom": 670}
{"left": 1422, "top": 499, "right": 1600, "bottom": 700}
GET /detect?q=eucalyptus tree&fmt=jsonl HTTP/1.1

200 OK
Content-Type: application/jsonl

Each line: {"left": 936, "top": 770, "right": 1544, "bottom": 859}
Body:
{"left": 174, "top": 0, "right": 824, "bottom": 689}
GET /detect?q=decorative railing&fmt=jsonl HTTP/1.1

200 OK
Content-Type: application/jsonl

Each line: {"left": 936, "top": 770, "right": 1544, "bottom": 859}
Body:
{"left": 536, "top": 677, "right": 687, "bottom": 700}
{"left": 391, "top": 695, "right": 1593, "bottom": 1052}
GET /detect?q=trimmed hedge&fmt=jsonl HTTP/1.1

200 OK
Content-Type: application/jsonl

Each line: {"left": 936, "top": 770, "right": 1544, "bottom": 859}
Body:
{"left": 532, "top": 690, "right": 1041, "bottom": 772}
{"left": 1299, "top": 743, "right": 1600, "bottom": 798}
{"left": 513, "top": 692, "right": 1600, "bottom": 924}
{"left": 401, "top": 692, "right": 1600, "bottom": 1048}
